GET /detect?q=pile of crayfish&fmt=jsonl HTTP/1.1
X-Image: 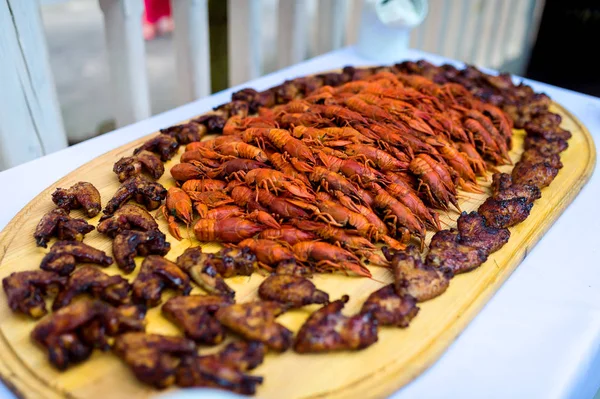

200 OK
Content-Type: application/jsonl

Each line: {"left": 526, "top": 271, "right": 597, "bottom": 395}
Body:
{"left": 164, "top": 70, "right": 515, "bottom": 277}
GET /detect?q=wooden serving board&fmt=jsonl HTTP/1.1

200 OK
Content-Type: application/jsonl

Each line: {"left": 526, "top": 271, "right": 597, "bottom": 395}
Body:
{"left": 0, "top": 103, "right": 595, "bottom": 399}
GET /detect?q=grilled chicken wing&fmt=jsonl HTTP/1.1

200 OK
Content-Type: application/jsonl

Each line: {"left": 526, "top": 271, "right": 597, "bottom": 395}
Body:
{"left": 456, "top": 211, "right": 510, "bottom": 254}
{"left": 112, "top": 229, "right": 170, "bottom": 273}
{"left": 478, "top": 197, "right": 533, "bottom": 228}
{"left": 176, "top": 247, "right": 235, "bottom": 298}
{"left": 104, "top": 175, "right": 167, "bottom": 215}
{"left": 31, "top": 299, "right": 144, "bottom": 370}
{"left": 426, "top": 229, "right": 488, "bottom": 274}
{"left": 258, "top": 275, "right": 329, "bottom": 308}
{"left": 113, "top": 150, "right": 164, "bottom": 182}
{"left": 134, "top": 134, "right": 179, "bottom": 162}
{"left": 52, "top": 182, "right": 102, "bottom": 217}
{"left": 34, "top": 208, "right": 94, "bottom": 248}
{"left": 132, "top": 255, "right": 191, "bottom": 307}
{"left": 216, "top": 301, "right": 293, "bottom": 352}
{"left": 388, "top": 246, "right": 453, "bottom": 302}
{"left": 176, "top": 341, "right": 265, "bottom": 395}
{"left": 40, "top": 240, "right": 113, "bottom": 276}
{"left": 294, "top": 295, "right": 378, "bottom": 353}
{"left": 361, "top": 284, "right": 419, "bottom": 328}
{"left": 52, "top": 266, "right": 131, "bottom": 310}
{"left": 113, "top": 332, "right": 196, "bottom": 388}
{"left": 160, "top": 122, "right": 207, "bottom": 144}
{"left": 162, "top": 295, "right": 233, "bottom": 344}
{"left": 97, "top": 204, "right": 158, "bottom": 237}
{"left": 2, "top": 270, "right": 66, "bottom": 318}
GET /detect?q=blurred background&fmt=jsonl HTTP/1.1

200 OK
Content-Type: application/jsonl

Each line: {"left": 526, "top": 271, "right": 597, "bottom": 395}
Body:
{"left": 2, "top": 0, "right": 599, "bottom": 170}
{"left": 39, "top": 0, "right": 542, "bottom": 143}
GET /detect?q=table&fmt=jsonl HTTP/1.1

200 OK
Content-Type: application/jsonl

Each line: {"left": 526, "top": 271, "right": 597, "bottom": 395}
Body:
{"left": 1, "top": 47, "right": 599, "bottom": 399}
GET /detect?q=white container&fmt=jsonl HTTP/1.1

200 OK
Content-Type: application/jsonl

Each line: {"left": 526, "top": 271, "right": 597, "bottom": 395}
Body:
{"left": 356, "top": 0, "right": 429, "bottom": 62}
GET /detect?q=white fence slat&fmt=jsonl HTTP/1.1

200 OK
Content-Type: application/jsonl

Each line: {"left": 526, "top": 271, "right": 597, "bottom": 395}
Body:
{"left": 228, "top": 0, "right": 263, "bottom": 86}
{"left": 99, "top": 0, "right": 150, "bottom": 128}
{"left": 345, "top": 0, "right": 364, "bottom": 46}
{"left": 277, "top": 0, "right": 308, "bottom": 69}
{"left": 316, "top": 0, "right": 347, "bottom": 55}
{"left": 172, "top": 0, "right": 211, "bottom": 103}
{"left": 0, "top": 0, "right": 68, "bottom": 170}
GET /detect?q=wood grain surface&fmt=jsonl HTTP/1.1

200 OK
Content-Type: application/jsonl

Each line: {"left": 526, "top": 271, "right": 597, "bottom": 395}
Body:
{"left": 0, "top": 103, "right": 595, "bottom": 399}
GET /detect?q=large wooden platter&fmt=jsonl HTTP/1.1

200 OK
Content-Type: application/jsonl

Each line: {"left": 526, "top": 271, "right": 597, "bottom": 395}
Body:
{"left": 0, "top": 103, "right": 595, "bottom": 399}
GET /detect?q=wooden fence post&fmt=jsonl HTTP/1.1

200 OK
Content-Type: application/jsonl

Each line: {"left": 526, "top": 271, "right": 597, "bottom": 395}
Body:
{"left": 0, "top": 0, "right": 68, "bottom": 170}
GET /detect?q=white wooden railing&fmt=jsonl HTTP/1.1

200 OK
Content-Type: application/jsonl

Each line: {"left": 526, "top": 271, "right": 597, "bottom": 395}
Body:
{"left": 0, "top": 0, "right": 542, "bottom": 171}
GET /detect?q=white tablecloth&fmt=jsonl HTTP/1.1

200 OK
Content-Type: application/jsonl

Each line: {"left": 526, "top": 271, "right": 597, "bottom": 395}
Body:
{"left": 1, "top": 47, "right": 599, "bottom": 399}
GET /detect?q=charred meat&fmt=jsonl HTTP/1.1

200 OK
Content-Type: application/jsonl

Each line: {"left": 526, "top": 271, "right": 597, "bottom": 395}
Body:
{"left": 34, "top": 208, "right": 94, "bottom": 248}
{"left": 113, "top": 229, "right": 170, "bottom": 273}
{"left": 294, "top": 295, "right": 378, "bottom": 353}
{"left": 31, "top": 299, "right": 144, "bottom": 370}
{"left": 132, "top": 255, "right": 191, "bottom": 307}
{"left": 361, "top": 284, "right": 419, "bottom": 328}
{"left": 40, "top": 240, "right": 113, "bottom": 276}
{"left": 426, "top": 229, "right": 488, "bottom": 274}
{"left": 388, "top": 246, "right": 453, "bottom": 302}
{"left": 162, "top": 295, "right": 233, "bottom": 344}
{"left": 113, "top": 150, "right": 164, "bottom": 182}
{"left": 52, "top": 182, "right": 101, "bottom": 217}
{"left": 97, "top": 204, "right": 158, "bottom": 237}
{"left": 113, "top": 332, "right": 196, "bottom": 388}
{"left": 134, "top": 134, "right": 179, "bottom": 162}
{"left": 103, "top": 175, "right": 167, "bottom": 215}
{"left": 52, "top": 266, "right": 131, "bottom": 310}
{"left": 216, "top": 301, "right": 293, "bottom": 352}
{"left": 258, "top": 275, "right": 329, "bottom": 308}
{"left": 3, "top": 270, "right": 66, "bottom": 318}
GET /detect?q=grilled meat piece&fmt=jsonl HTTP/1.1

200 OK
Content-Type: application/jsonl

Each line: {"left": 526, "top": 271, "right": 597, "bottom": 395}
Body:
{"left": 2, "top": 270, "right": 66, "bottom": 318}
{"left": 97, "top": 204, "right": 158, "bottom": 237}
{"left": 31, "top": 300, "right": 144, "bottom": 370}
{"left": 52, "top": 266, "right": 131, "bottom": 310}
{"left": 361, "top": 284, "right": 419, "bottom": 328}
{"left": 134, "top": 134, "right": 179, "bottom": 161}
{"left": 40, "top": 241, "right": 113, "bottom": 276}
{"left": 52, "top": 182, "right": 102, "bottom": 217}
{"left": 176, "top": 341, "right": 265, "bottom": 395}
{"left": 490, "top": 173, "right": 541, "bottom": 204}
{"left": 162, "top": 295, "right": 233, "bottom": 344}
{"left": 112, "top": 229, "right": 170, "bottom": 273}
{"left": 113, "top": 150, "right": 164, "bottom": 182}
{"left": 34, "top": 208, "right": 94, "bottom": 248}
{"left": 176, "top": 247, "right": 235, "bottom": 298}
{"left": 512, "top": 156, "right": 560, "bottom": 188}
{"left": 521, "top": 150, "right": 563, "bottom": 170}
{"left": 478, "top": 197, "right": 533, "bottom": 228}
{"left": 193, "top": 114, "right": 227, "bottom": 133}
{"left": 103, "top": 175, "right": 167, "bottom": 215}
{"left": 258, "top": 275, "right": 329, "bottom": 308}
{"left": 523, "top": 136, "right": 568, "bottom": 156}
{"left": 132, "top": 255, "right": 191, "bottom": 307}
{"left": 426, "top": 229, "right": 488, "bottom": 274}
{"left": 216, "top": 301, "right": 293, "bottom": 352}
{"left": 388, "top": 246, "right": 453, "bottom": 302}
{"left": 113, "top": 332, "right": 196, "bottom": 388}
{"left": 160, "top": 122, "right": 207, "bottom": 144}
{"left": 294, "top": 295, "right": 378, "bottom": 353}
{"left": 524, "top": 112, "right": 571, "bottom": 141}
{"left": 275, "top": 259, "right": 313, "bottom": 276}
{"left": 214, "top": 341, "right": 266, "bottom": 371}
{"left": 456, "top": 211, "right": 510, "bottom": 254}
